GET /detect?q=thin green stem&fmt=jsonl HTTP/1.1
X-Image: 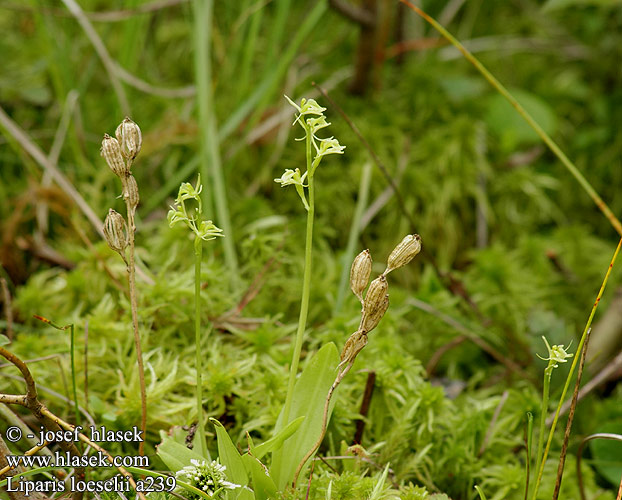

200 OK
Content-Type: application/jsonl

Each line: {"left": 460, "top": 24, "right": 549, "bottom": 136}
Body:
{"left": 194, "top": 235, "right": 207, "bottom": 458}
{"left": 524, "top": 412, "right": 533, "bottom": 500}
{"left": 399, "top": 0, "right": 622, "bottom": 237}
{"left": 533, "top": 366, "right": 552, "bottom": 497}
{"left": 532, "top": 236, "right": 622, "bottom": 498}
{"left": 282, "top": 129, "right": 315, "bottom": 427}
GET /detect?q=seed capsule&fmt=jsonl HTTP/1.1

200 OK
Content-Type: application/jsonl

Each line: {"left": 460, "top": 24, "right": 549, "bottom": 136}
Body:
{"left": 385, "top": 234, "right": 422, "bottom": 275}
{"left": 101, "top": 134, "right": 128, "bottom": 178}
{"left": 362, "top": 275, "right": 388, "bottom": 321}
{"left": 115, "top": 117, "right": 142, "bottom": 160}
{"left": 123, "top": 175, "right": 140, "bottom": 214}
{"left": 339, "top": 330, "right": 368, "bottom": 369}
{"left": 350, "top": 249, "right": 372, "bottom": 302}
{"left": 360, "top": 293, "right": 389, "bottom": 334}
{"left": 103, "top": 209, "right": 128, "bottom": 254}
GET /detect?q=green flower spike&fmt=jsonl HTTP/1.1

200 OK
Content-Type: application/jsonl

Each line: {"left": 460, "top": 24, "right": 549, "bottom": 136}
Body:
{"left": 277, "top": 95, "right": 346, "bottom": 201}
{"left": 537, "top": 336, "right": 573, "bottom": 369}
{"left": 168, "top": 174, "right": 224, "bottom": 241}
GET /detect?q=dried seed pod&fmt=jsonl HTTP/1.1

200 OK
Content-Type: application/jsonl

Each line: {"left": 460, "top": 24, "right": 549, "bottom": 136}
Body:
{"left": 123, "top": 175, "right": 140, "bottom": 213}
{"left": 116, "top": 117, "right": 142, "bottom": 160}
{"left": 339, "top": 330, "right": 368, "bottom": 368}
{"left": 362, "top": 275, "right": 388, "bottom": 320}
{"left": 350, "top": 249, "right": 372, "bottom": 302}
{"left": 103, "top": 209, "right": 128, "bottom": 254}
{"left": 384, "top": 234, "right": 422, "bottom": 275}
{"left": 101, "top": 134, "right": 128, "bottom": 178}
{"left": 360, "top": 293, "right": 389, "bottom": 334}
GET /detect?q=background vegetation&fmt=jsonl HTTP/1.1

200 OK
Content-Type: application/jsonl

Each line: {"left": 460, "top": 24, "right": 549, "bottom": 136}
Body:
{"left": 1, "top": 0, "right": 622, "bottom": 499}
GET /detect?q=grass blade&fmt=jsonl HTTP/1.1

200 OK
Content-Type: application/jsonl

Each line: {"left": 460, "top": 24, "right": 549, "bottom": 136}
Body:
{"left": 192, "top": 0, "right": 238, "bottom": 275}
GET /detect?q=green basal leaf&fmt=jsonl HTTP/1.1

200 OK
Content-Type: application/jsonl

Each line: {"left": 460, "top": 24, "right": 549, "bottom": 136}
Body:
{"left": 211, "top": 418, "right": 250, "bottom": 499}
{"left": 242, "top": 454, "right": 277, "bottom": 500}
{"left": 156, "top": 434, "right": 208, "bottom": 472}
{"left": 251, "top": 416, "right": 305, "bottom": 460}
{"left": 270, "top": 342, "right": 340, "bottom": 490}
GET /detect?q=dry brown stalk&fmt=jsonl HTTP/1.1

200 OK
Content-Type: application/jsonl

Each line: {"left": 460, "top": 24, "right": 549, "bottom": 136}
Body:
{"left": 0, "top": 346, "right": 146, "bottom": 500}
{"left": 0, "top": 346, "right": 84, "bottom": 500}
{"left": 552, "top": 327, "right": 593, "bottom": 499}
{"left": 0, "top": 442, "right": 51, "bottom": 479}
{"left": 101, "top": 119, "right": 147, "bottom": 456}
{"left": 0, "top": 434, "right": 30, "bottom": 500}
{"left": 37, "top": 407, "right": 146, "bottom": 500}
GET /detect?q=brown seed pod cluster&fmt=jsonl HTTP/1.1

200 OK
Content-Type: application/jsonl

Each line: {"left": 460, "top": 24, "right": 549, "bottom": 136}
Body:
{"left": 101, "top": 117, "right": 142, "bottom": 253}
{"left": 339, "top": 235, "right": 422, "bottom": 370}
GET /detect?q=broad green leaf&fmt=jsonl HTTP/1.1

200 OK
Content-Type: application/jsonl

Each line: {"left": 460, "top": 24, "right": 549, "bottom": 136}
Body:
{"left": 485, "top": 89, "right": 557, "bottom": 151}
{"left": 270, "top": 343, "right": 340, "bottom": 489}
{"left": 251, "top": 416, "right": 305, "bottom": 460}
{"left": 589, "top": 423, "right": 622, "bottom": 486}
{"left": 211, "top": 418, "right": 249, "bottom": 499}
{"left": 439, "top": 75, "right": 487, "bottom": 101}
{"left": 242, "top": 454, "right": 277, "bottom": 500}
{"left": 156, "top": 435, "right": 207, "bottom": 472}
{"left": 0, "top": 335, "right": 10, "bottom": 346}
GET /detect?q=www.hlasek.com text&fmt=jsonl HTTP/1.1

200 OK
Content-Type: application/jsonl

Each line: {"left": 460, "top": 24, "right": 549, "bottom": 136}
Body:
{"left": 5, "top": 450, "right": 150, "bottom": 469}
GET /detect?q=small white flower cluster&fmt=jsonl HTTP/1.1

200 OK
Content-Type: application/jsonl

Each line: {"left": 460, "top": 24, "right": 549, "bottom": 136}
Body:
{"left": 175, "top": 459, "right": 239, "bottom": 499}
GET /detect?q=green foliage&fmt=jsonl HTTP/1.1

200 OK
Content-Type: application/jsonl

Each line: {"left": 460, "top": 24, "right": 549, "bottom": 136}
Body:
{"left": 2, "top": 2, "right": 622, "bottom": 500}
